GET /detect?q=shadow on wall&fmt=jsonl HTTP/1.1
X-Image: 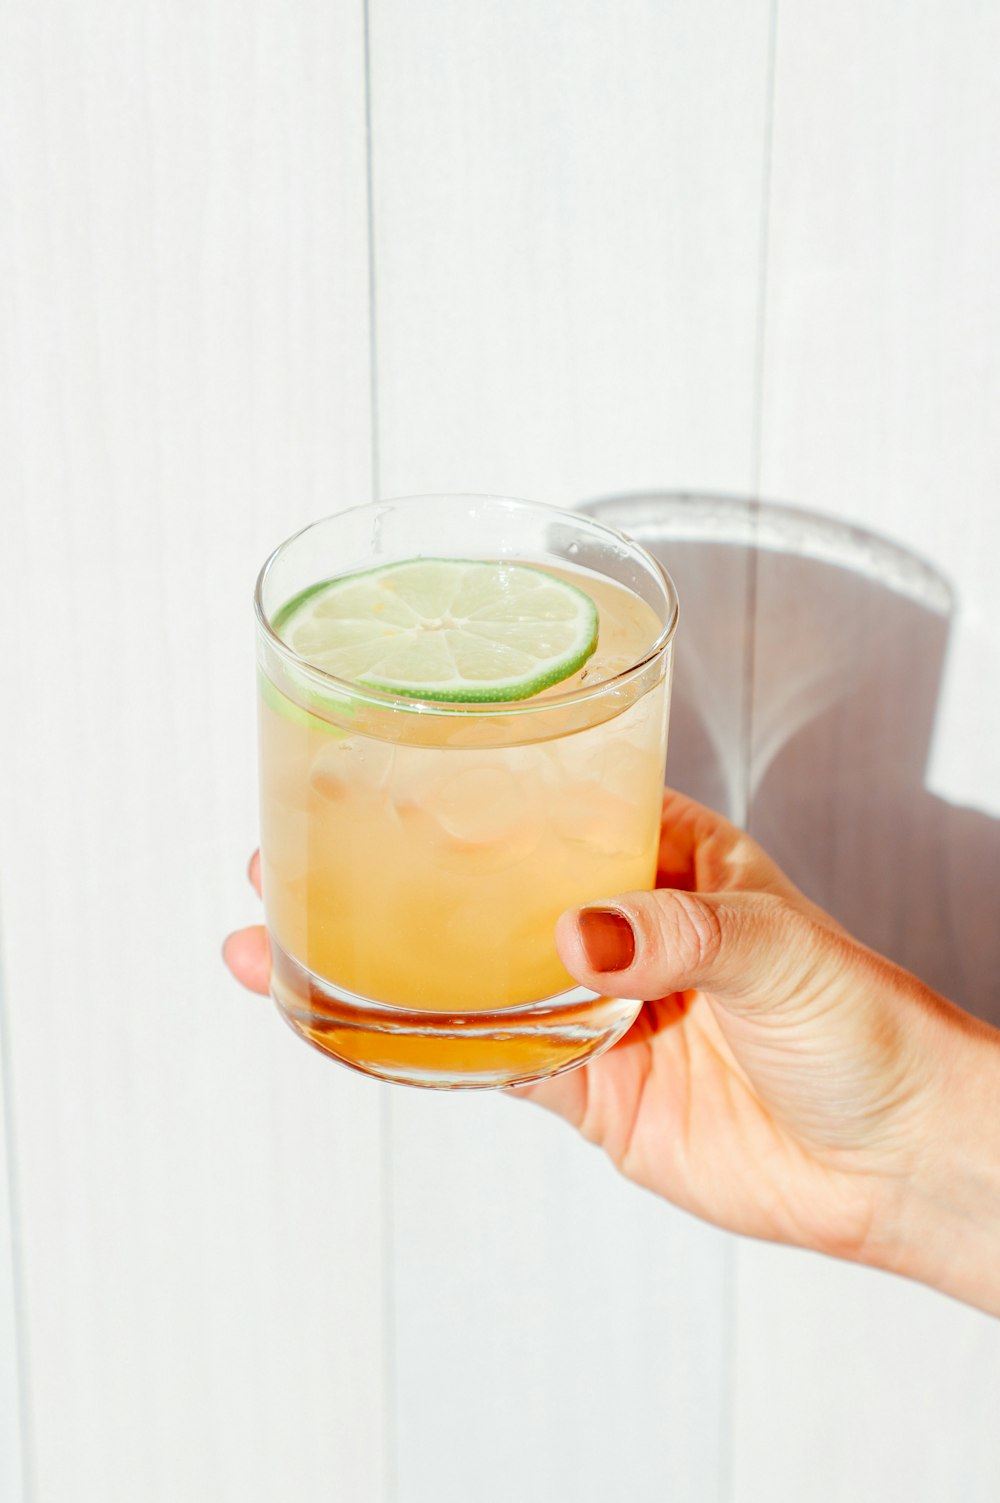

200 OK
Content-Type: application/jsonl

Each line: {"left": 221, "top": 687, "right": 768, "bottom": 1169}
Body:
{"left": 582, "top": 493, "right": 1000, "bottom": 1029}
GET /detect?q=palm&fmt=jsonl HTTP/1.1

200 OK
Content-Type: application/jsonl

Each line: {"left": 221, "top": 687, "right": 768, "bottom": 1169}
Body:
{"left": 520, "top": 990, "right": 868, "bottom": 1250}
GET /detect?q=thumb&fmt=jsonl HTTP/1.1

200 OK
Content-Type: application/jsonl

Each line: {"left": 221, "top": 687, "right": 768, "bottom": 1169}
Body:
{"left": 555, "top": 888, "right": 836, "bottom": 1011}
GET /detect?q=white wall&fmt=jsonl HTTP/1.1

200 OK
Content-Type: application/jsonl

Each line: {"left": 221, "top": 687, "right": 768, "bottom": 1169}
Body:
{"left": 1, "top": 3, "right": 998, "bottom": 1500}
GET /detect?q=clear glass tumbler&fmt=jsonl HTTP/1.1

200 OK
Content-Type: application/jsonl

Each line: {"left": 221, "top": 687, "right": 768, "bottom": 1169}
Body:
{"left": 255, "top": 494, "right": 678, "bottom": 1088}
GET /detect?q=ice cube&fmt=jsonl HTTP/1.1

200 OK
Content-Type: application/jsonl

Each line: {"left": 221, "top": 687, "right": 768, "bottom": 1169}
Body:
{"left": 396, "top": 760, "right": 541, "bottom": 872}
{"left": 551, "top": 780, "right": 651, "bottom": 858}
{"left": 601, "top": 739, "right": 660, "bottom": 803}
{"left": 435, "top": 765, "right": 534, "bottom": 842}
{"left": 309, "top": 735, "right": 397, "bottom": 801}
{"left": 539, "top": 726, "right": 608, "bottom": 786}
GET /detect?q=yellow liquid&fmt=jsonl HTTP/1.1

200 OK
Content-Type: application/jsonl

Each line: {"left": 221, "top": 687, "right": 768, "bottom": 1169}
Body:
{"left": 258, "top": 565, "right": 670, "bottom": 1083}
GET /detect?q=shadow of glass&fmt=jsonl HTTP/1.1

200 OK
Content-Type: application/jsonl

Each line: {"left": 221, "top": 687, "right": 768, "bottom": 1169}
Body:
{"left": 581, "top": 492, "right": 1000, "bottom": 1027}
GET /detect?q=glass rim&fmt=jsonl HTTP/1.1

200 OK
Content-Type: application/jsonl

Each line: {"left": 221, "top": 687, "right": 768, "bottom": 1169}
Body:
{"left": 254, "top": 492, "right": 680, "bottom": 719}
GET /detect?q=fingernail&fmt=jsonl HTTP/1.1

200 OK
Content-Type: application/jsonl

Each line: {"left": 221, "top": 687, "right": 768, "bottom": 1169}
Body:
{"left": 577, "top": 907, "right": 636, "bottom": 973}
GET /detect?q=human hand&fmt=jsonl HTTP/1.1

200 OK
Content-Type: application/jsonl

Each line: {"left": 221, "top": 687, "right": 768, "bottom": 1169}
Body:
{"left": 223, "top": 790, "right": 1000, "bottom": 1315}
{"left": 517, "top": 788, "right": 1000, "bottom": 1314}
{"left": 222, "top": 851, "right": 269, "bottom": 997}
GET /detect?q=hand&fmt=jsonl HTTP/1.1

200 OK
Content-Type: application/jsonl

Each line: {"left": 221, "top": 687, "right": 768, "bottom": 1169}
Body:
{"left": 223, "top": 790, "right": 1000, "bottom": 1315}
{"left": 223, "top": 851, "right": 269, "bottom": 996}
{"left": 521, "top": 789, "right": 1000, "bottom": 1314}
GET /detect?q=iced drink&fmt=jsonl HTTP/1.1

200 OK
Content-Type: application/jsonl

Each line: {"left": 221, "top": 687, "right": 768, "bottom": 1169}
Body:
{"left": 255, "top": 496, "right": 677, "bottom": 1088}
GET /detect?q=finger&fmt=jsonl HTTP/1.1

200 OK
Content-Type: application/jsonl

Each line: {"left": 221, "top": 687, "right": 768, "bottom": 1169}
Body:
{"left": 248, "top": 850, "right": 262, "bottom": 898}
{"left": 554, "top": 888, "right": 837, "bottom": 1013}
{"left": 504, "top": 1071, "right": 588, "bottom": 1127}
{"left": 222, "top": 925, "right": 271, "bottom": 995}
{"left": 657, "top": 787, "right": 731, "bottom": 870}
{"left": 504, "top": 997, "right": 688, "bottom": 1144}
{"left": 658, "top": 789, "right": 833, "bottom": 921}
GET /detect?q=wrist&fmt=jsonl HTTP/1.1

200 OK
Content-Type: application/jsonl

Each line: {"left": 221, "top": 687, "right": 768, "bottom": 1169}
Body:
{"left": 867, "top": 999, "right": 1000, "bottom": 1316}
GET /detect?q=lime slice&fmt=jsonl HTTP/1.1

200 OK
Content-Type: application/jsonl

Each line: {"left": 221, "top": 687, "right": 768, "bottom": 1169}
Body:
{"left": 258, "top": 667, "right": 349, "bottom": 735}
{"left": 274, "top": 558, "right": 599, "bottom": 703}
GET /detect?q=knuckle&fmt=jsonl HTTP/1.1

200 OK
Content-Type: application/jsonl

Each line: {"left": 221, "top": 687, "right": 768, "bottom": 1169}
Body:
{"left": 764, "top": 891, "right": 827, "bottom": 957}
{"left": 742, "top": 893, "right": 832, "bottom": 1004}
{"left": 662, "top": 893, "right": 725, "bottom": 976}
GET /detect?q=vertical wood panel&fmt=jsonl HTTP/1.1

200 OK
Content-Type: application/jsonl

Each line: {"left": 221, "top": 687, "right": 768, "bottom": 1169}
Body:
{"left": 737, "top": 4, "right": 1000, "bottom": 1499}
{"left": 0, "top": 966, "right": 27, "bottom": 1503}
{"left": 390, "top": 1091, "right": 733, "bottom": 1503}
{"left": 370, "top": 0, "right": 774, "bottom": 506}
{"left": 0, "top": 3, "right": 385, "bottom": 1498}
{"left": 368, "top": 4, "right": 773, "bottom": 1497}
{"left": 758, "top": 0, "right": 1000, "bottom": 818}
{"left": 6, "top": 6, "right": 994, "bottom": 1503}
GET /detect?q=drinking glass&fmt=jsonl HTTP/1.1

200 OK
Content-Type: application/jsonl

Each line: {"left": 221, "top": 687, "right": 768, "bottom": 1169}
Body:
{"left": 255, "top": 494, "right": 678, "bottom": 1088}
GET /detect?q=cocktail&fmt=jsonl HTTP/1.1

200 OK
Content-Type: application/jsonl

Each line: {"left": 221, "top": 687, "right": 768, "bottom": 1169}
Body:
{"left": 255, "top": 494, "right": 678, "bottom": 1087}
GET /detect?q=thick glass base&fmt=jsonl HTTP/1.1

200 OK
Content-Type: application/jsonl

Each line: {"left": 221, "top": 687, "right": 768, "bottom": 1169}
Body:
{"left": 269, "top": 940, "right": 641, "bottom": 1089}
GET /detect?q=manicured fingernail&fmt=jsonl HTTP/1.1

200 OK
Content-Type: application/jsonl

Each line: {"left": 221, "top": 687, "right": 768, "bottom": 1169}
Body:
{"left": 577, "top": 907, "right": 636, "bottom": 972}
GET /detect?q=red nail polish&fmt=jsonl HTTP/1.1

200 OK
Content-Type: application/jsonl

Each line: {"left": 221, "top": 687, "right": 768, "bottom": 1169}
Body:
{"left": 578, "top": 907, "right": 636, "bottom": 973}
